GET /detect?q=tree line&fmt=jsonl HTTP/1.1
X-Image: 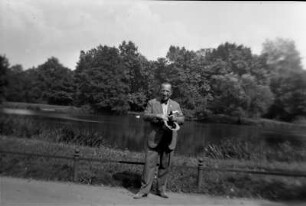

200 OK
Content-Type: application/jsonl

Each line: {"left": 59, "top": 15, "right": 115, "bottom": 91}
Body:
{"left": 1, "top": 38, "right": 306, "bottom": 122}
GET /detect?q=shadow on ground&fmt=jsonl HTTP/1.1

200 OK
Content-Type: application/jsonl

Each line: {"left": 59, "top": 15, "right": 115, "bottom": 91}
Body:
{"left": 112, "top": 171, "right": 141, "bottom": 194}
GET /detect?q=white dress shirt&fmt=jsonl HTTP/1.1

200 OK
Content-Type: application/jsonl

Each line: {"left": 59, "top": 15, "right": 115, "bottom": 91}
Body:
{"left": 161, "top": 101, "right": 169, "bottom": 115}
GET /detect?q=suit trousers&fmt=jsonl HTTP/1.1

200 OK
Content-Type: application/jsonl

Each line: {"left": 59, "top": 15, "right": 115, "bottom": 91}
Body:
{"left": 138, "top": 145, "right": 173, "bottom": 194}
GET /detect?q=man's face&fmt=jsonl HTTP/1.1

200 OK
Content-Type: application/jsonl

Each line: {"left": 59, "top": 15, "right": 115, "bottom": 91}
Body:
{"left": 160, "top": 84, "right": 172, "bottom": 102}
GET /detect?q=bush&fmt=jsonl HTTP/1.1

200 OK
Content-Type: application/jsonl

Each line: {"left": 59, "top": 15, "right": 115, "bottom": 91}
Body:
{"left": 202, "top": 137, "right": 306, "bottom": 162}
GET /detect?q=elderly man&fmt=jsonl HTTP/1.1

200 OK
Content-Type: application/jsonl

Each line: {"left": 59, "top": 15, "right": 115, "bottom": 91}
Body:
{"left": 134, "top": 83, "right": 184, "bottom": 199}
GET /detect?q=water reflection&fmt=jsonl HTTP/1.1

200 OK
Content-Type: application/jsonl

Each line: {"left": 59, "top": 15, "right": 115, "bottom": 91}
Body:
{"left": 1, "top": 108, "right": 306, "bottom": 156}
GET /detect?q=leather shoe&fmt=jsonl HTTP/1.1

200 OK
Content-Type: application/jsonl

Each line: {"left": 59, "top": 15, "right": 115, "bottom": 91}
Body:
{"left": 156, "top": 192, "right": 169, "bottom": 198}
{"left": 133, "top": 193, "right": 148, "bottom": 199}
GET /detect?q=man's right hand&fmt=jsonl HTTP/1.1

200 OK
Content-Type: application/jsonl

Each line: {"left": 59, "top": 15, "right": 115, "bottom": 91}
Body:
{"left": 155, "top": 114, "right": 168, "bottom": 121}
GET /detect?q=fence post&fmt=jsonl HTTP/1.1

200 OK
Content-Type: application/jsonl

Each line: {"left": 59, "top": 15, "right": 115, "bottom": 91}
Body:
{"left": 73, "top": 148, "right": 80, "bottom": 182}
{"left": 197, "top": 158, "right": 204, "bottom": 191}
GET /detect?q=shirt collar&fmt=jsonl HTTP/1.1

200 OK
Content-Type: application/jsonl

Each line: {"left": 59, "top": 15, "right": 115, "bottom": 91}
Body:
{"left": 161, "top": 99, "right": 169, "bottom": 104}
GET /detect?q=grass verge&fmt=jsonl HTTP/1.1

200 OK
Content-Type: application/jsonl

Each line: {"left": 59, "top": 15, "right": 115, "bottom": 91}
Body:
{"left": 1, "top": 135, "right": 306, "bottom": 201}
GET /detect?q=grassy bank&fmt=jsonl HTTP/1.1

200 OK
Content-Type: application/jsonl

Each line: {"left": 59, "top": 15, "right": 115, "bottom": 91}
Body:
{"left": 0, "top": 114, "right": 110, "bottom": 148}
{"left": 1, "top": 135, "right": 306, "bottom": 201}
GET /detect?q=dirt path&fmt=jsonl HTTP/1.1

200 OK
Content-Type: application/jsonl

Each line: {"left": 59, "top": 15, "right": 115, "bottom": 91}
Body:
{"left": 0, "top": 176, "right": 303, "bottom": 206}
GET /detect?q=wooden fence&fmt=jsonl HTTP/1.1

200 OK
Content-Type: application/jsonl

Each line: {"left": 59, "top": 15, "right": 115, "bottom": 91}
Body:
{"left": 1, "top": 149, "right": 305, "bottom": 191}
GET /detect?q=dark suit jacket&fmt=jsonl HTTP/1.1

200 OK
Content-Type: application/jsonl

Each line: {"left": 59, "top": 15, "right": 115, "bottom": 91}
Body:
{"left": 143, "top": 98, "right": 184, "bottom": 150}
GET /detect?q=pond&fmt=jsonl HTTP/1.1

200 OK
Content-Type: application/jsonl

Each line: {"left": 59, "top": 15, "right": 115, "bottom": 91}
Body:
{"left": 2, "top": 108, "right": 306, "bottom": 156}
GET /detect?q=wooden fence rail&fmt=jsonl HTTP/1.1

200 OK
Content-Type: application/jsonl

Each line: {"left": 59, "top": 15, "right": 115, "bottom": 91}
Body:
{"left": 1, "top": 149, "right": 305, "bottom": 191}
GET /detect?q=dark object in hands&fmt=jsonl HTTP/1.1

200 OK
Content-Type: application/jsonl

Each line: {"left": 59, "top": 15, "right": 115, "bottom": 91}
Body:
{"left": 167, "top": 111, "right": 176, "bottom": 127}
{"left": 164, "top": 111, "right": 180, "bottom": 131}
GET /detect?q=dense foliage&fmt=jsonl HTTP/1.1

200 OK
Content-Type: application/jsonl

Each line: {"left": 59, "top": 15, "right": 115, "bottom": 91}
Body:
{"left": 1, "top": 38, "right": 306, "bottom": 121}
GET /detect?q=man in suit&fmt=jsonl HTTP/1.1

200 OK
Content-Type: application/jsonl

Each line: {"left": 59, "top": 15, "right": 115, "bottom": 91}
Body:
{"left": 134, "top": 83, "right": 184, "bottom": 199}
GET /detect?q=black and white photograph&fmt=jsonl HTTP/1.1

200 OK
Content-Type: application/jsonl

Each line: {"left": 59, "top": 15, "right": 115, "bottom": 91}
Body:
{"left": 1, "top": 0, "right": 306, "bottom": 205}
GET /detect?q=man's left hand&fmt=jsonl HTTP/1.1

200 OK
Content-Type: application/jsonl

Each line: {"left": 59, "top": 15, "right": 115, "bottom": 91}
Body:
{"left": 168, "top": 115, "right": 177, "bottom": 122}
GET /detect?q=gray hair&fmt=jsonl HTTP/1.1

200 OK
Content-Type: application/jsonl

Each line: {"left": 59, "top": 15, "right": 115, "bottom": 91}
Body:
{"left": 160, "top": 82, "right": 172, "bottom": 91}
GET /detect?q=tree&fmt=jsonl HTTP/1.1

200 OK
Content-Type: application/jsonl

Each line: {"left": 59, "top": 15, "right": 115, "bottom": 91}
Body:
{"left": 29, "top": 57, "right": 75, "bottom": 105}
{"left": 205, "top": 43, "right": 273, "bottom": 118}
{"left": 205, "top": 42, "right": 253, "bottom": 76}
{"left": 209, "top": 73, "right": 247, "bottom": 117}
{"left": 240, "top": 74, "right": 273, "bottom": 118}
{"left": 163, "top": 46, "right": 212, "bottom": 118}
{"left": 0, "top": 55, "right": 9, "bottom": 103}
{"left": 262, "top": 38, "right": 302, "bottom": 74}
{"left": 5, "top": 64, "right": 27, "bottom": 102}
{"left": 266, "top": 70, "right": 306, "bottom": 121}
{"left": 262, "top": 38, "right": 306, "bottom": 121}
{"left": 119, "top": 41, "right": 150, "bottom": 111}
{"left": 75, "top": 45, "right": 130, "bottom": 113}
{"left": 21, "top": 68, "right": 41, "bottom": 103}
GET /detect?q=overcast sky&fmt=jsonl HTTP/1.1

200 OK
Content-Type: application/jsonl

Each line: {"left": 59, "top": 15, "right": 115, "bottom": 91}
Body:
{"left": 1, "top": 0, "right": 306, "bottom": 70}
